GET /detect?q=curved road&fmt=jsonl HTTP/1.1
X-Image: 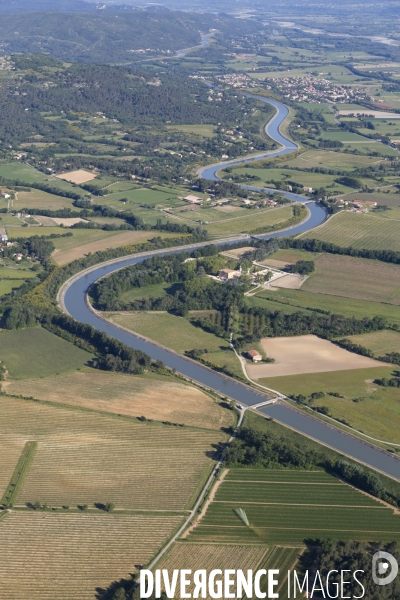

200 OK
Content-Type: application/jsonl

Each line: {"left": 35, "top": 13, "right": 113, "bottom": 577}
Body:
{"left": 60, "top": 95, "right": 400, "bottom": 481}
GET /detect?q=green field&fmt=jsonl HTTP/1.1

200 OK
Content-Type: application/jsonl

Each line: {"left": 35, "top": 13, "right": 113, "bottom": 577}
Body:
{"left": 0, "top": 163, "right": 48, "bottom": 184}
{"left": 0, "top": 327, "right": 94, "bottom": 379}
{"left": 189, "top": 467, "right": 400, "bottom": 544}
{"left": 167, "top": 124, "right": 216, "bottom": 137}
{"left": 106, "top": 187, "right": 184, "bottom": 207}
{"left": 266, "top": 248, "right": 320, "bottom": 263}
{"left": 14, "top": 189, "right": 77, "bottom": 211}
{"left": 287, "top": 149, "right": 382, "bottom": 170}
{"left": 346, "top": 330, "right": 400, "bottom": 355}
{"left": 300, "top": 211, "right": 400, "bottom": 251}
{"left": 319, "top": 131, "right": 368, "bottom": 142}
{"left": 253, "top": 287, "right": 400, "bottom": 326}
{"left": 120, "top": 282, "right": 177, "bottom": 303}
{"left": 228, "top": 166, "right": 357, "bottom": 194}
{"left": 301, "top": 253, "right": 400, "bottom": 305}
{"left": 256, "top": 366, "right": 400, "bottom": 444}
{"left": 251, "top": 547, "right": 302, "bottom": 597}
{"left": 108, "top": 311, "right": 243, "bottom": 379}
{"left": 0, "top": 279, "right": 32, "bottom": 297}
{"left": 206, "top": 205, "right": 295, "bottom": 236}
{"left": 0, "top": 267, "right": 38, "bottom": 280}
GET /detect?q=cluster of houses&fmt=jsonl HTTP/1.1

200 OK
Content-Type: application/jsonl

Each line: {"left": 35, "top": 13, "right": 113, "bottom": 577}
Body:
{"left": 332, "top": 197, "right": 378, "bottom": 212}
{"left": 264, "top": 75, "right": 367, "bottom": 104}
{"left": 215, "top": 73, "right": 256, "bottom": 88}
{"left": 181, "top": 194, "right": 280, "bottom": 210}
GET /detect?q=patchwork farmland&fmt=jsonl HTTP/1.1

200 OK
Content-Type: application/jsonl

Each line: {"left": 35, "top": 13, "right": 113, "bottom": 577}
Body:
{"left": 0, "top": 396, "right": 224, "bottom": 511}
{"left": 0, "top": 512, "right": 183, "bottom": 600}
{"left": 188, "top": 469, "right": 400, "bottom": 545}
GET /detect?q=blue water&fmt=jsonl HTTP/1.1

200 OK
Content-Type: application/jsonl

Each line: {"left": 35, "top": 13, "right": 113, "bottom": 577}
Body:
{"left": 62, "top": 94, "right": 400, "bottom": 480}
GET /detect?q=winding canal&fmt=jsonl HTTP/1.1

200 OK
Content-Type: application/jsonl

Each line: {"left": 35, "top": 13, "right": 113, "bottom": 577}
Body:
{"left": 60, "top": 95, "right": 400, "bottom": 481}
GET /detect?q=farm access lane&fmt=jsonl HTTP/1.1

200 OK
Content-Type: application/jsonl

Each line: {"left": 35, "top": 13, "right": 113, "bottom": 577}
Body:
{"left": 145, "top": 405, "right": 246, "bottom": 572}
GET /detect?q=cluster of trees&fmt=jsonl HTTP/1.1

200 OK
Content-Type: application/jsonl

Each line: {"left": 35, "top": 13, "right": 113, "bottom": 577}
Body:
{"left": 336, "top": 176, "right": 362, "bottom": 189}
{"left": 3, "top": 235, "right": 56, "bottom": 265}
{"left": 92, "top": 239, "right": 391, "bottom": 351}
{"left": 290, "top": 259, "right": 315, "bottom": 275}
{"left": 93, "top": 251, "right": 246, "bottom": 313}
{"left": 319, "top": 140, "right": 343, "bottom": 148}
{"left": 3, "top": 11, "right": 263, "bottom": 64}
{"left": 234, "top": 309, "right": 387, "bottom": 344}
{"left": 264, "top": 237, "right": 400, "bottom": 266}
{"left": 375, "top": 375, "right": 400, "bottom": 388}
{"left": 1, "top": 306, "right": 153, "bottom": 375}
{"left": 333, "top": 338, "right": 375, "bottom": 358}
{"left": 16, "top": 63, "right": 251, "bottom": 129}
{"left": 222, "top": 426, "right": 323, "bottom": 469}
{"left": 331, "top": 460, "right": 386, "bottom": 498}
{"left": 319, "top": 540, "right": 400, "bottom": 600}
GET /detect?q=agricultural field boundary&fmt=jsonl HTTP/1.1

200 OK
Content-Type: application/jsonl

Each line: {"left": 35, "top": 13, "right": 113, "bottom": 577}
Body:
{"left": 1, "top": 442, "right": 37, "bottom": 508}
{"left": 145, "top": 409, "right": 246, "bottom": 572}
{"left": 261, "top": 401, "right": 400, "bottom": 482}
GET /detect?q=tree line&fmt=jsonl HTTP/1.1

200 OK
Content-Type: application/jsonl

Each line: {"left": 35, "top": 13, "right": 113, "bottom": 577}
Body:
{"left": 223, "top": 425, "right": 400, "bottom": 508}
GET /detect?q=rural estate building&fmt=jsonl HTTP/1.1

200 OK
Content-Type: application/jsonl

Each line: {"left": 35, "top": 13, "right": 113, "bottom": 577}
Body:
{"left": 247, "top": 350, "right": 262, "bottom": 362}
{"left": 303, "top": 186, "right": 313, "bottom": 193}
{"left": 218, "top": 269, "right": 242, "bottom": 281}
{"left": 0, "top": 234, "right": 8, "bottom": 242}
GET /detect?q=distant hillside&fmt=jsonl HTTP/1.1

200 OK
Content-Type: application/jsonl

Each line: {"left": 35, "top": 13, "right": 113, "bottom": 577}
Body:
{"left": 0, "top": 0, "right": 94, "bottom": 11}
{"left": 0, "top": 10, "right": 262, "bottom": 64}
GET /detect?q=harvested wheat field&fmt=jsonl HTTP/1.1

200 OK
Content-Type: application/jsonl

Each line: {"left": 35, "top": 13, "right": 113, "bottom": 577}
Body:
{"left": 157, "top": 543, "right": 268, "bottom": 599}
{"left": 0, "top": 396, "right": 223, "bottom": 510}
{"left": 4, "top": 371, "right": 233, "bottom": 430}
{"left": 246, "top": 335, "right": 386, "bottom": 379}
{"left": 55, "top": 169, "right": 97, "bottom": 184}
{"left": 52, "top": 230, "right": 167, "bottom": 265}
{"left": 0, "top": 512, "right": 183, "bottom": 600}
